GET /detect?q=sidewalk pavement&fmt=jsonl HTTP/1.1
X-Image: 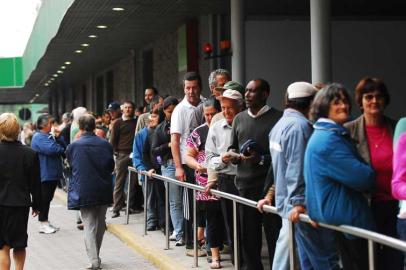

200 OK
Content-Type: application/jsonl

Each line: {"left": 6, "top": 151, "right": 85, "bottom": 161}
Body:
{"left": 24, "top": 191, "right": 156, "bottom": 270}
{"left": 54, "top": 189, "right": 271, "bottom": 270}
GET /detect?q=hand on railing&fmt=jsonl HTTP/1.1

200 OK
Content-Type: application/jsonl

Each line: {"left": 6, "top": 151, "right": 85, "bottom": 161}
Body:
{"left": 204, "top": 181, "right": 217, "bottom": 196}
{"left": 146, "top": 169, "right": 155, "bottom": 178}
{"left": 289, "top": 205, "right": 318, "bottom": 228}
{"left": 175, "top": 167, "right": 186, "bottom": 182}
{"left": 257, "top": 198, "right": 272, "bottom": 213}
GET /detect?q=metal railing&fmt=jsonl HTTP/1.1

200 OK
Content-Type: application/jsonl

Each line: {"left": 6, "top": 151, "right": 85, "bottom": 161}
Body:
{"left": 126, "top": 166, "right": 406, "bottom": 270}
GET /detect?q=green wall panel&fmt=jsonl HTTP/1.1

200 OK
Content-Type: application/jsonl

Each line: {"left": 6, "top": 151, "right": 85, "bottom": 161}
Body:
{"left": 0, "top": 57, "right": 23, "bottom": 87}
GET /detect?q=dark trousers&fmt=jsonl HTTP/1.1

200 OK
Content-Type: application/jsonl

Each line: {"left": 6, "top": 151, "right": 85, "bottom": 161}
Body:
{"left": 238, "top": 186, "right": 281, "bottom": 270}
{"left": 371, "top": 200, "right": 404, "bottom": 270}
{"left": 206, "top": 200, "right": 223, "bottom": 248}
{"left": 39, "top": 180, "right": 58, "bottom": 222}
{"left": 183, "top": 165, "right": 195, "bottom": 248}
{"left": 196, "top": 201, "right": 207, "bottom": 228}
{"left": 218, "top": 174, "right": 239, "bottom": 248}
{"left": 145, "top": 177, "right": 165, "bottom": 228}
{"left": 397, "top": 218, "right": 406, "bottom": 268}
{"left": 113, "top": 153, "right": 143, "bottom": 212}
{"left": 336, "top": 233, "right": 368, "bottom": 270}
{"left": 133, "top": 175, "right": 144, "bottom": 209}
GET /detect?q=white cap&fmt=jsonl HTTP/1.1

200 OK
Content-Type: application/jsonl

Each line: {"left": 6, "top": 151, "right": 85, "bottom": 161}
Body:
{"left": 287, "top": 82, "right": 317, "bottom": 99}
{"left": 219, "top": 89, "right": 243, "bottom": 102}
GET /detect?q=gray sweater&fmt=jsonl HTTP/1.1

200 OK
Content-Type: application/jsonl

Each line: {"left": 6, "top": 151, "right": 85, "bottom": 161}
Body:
{"left": 230, "top": 108, "right": 282, "bottom": 190}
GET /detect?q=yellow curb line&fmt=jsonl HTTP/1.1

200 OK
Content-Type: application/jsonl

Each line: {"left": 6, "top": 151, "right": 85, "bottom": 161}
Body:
{"left": 107, "top": 224, "right": 187, "bottom": 270}
{"left": 53, "top": 189, "right": 187, "bottom": 270}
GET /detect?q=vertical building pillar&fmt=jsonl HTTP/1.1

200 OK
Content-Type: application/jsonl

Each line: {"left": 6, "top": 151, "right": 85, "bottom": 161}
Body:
{"left": 216, "top": 14, "right": 225, "bottom": 69}
{"left": 310, "top": 0, "right": 332, "bottom": 84}
{"left": 208, "top": 13, "right": 217, "bottom": 71}
{"left": 231, "top": 0, "right": 245, "bottom": 84}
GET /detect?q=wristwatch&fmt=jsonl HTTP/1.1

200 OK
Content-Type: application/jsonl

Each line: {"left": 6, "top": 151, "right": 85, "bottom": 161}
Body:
{"left": 258, "top": 155, "right": 265, "bottom": 166}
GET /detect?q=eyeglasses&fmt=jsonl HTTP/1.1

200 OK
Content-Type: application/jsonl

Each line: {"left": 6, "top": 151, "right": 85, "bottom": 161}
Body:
{"left": 363, "top": 93, "right": 383, "bottom": 101}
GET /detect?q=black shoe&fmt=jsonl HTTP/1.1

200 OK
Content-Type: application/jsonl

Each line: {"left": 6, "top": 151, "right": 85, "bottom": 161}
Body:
{"left": 147, "top": 226, "right": 157, "bottom": 231}
{"left": 128, "top": 208, "right": 142, "bottom": 214}
{"left": 133, "top": 206, "right": 144, "bottom": 212}
{"left": 111, "top": 211, "right": 120, "bottom": 218}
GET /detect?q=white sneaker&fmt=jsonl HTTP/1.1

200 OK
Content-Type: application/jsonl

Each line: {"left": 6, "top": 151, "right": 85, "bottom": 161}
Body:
{"left": 48, "top": 222, "right": 60, "bottom": 231}
{"left": 175, "top": 238, "right": 185, "bottom": 246}
{"left": 169, "top": 231, "right": 176, "bottom": 241}
{"left": 39, "top": 224, "right": 56, "bottom": 234}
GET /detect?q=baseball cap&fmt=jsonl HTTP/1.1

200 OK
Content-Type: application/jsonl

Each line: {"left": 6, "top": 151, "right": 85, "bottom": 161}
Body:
{"left": 215, "top": 81, "right": 245, "bottom": 96}
{"left": 218, "top": 89, "right": 243, "bottom": 102}
{"left": 107, "top": 101, "right": 121, "bottom": 111}
{"left": 287, "top": 82, "right": 317, "bottom": 99}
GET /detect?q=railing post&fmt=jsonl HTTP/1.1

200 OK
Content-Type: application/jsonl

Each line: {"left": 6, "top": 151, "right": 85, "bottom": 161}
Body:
{"left": 165, "top": 181, "right": 170, "bottom": 250}
{"left": 143, "top": 175, "right": 148, "bottom": 236}
{"left": 233, "top": 201, "right": 240, "bottom": 270}
{"left": 125, "top": 169, "right": 131, "bottom": 225}
{"left": 288, "top": 220, "right": 297, "bottom": 270}
{"left": 368, "top": 240, "right": 375, "bottom": 270}
{"left": 193, "top": 189, "right": 198, "bottom": 267}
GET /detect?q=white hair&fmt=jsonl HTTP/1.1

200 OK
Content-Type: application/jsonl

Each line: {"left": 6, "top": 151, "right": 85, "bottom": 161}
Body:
{"left": 208, "top": 69, "right": 231, "bottom": 87}
{"left": 72, "top": 107, "right": 87, "bottom": 123}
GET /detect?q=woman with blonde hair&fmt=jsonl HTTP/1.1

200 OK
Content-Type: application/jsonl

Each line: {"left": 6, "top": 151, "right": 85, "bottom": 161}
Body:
{"left": 0, "top": 113, "right": 41, "bottom": 270}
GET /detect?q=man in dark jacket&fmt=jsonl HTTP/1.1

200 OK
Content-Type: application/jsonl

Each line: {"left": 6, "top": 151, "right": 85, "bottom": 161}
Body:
{"left": 67, "top": 114, "right": 114, "bottom": 270}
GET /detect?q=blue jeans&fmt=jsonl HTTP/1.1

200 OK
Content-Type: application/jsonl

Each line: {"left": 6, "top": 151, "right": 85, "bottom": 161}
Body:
{"left": 272, "top": 218, "right": 290, "bottom": 270}
{"left": 295, "top": 222, "right": 340, "bottom": 270}
{"left": 161, "top": 162, "right": 183, "bottom": 240}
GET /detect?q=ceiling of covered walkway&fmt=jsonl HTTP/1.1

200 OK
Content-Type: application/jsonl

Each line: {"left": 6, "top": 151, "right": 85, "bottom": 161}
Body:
{"left": 1, "top": 0, "right": 406, "bottom": 104}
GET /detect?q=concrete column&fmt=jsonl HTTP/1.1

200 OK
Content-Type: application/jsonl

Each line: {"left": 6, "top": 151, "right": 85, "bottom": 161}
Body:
{"left": 216, "top": 14, "right": 225, "bottom": 69}
{"left": 231, "top": 0, "right": 245, "bottom": 84}
{"left": 310, "top": 0, "right": 332, "bottom": 84}
{"left": 208, "top": 13, "right": 217, "bottom": 71}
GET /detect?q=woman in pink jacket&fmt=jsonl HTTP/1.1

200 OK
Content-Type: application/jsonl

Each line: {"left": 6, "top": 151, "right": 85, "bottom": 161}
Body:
{"left": 391, "top": 117, "right": 406, "bottom": 266}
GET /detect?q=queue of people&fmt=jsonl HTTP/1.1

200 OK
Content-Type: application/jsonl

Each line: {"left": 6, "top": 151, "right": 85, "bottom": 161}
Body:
{"left": 0, "top": 68, "right": 405, "bottom": 270}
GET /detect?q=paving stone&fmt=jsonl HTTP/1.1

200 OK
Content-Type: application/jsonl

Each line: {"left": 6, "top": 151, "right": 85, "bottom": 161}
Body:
{"left": 22, "top": 200, "right": 157, "bottom": 270}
